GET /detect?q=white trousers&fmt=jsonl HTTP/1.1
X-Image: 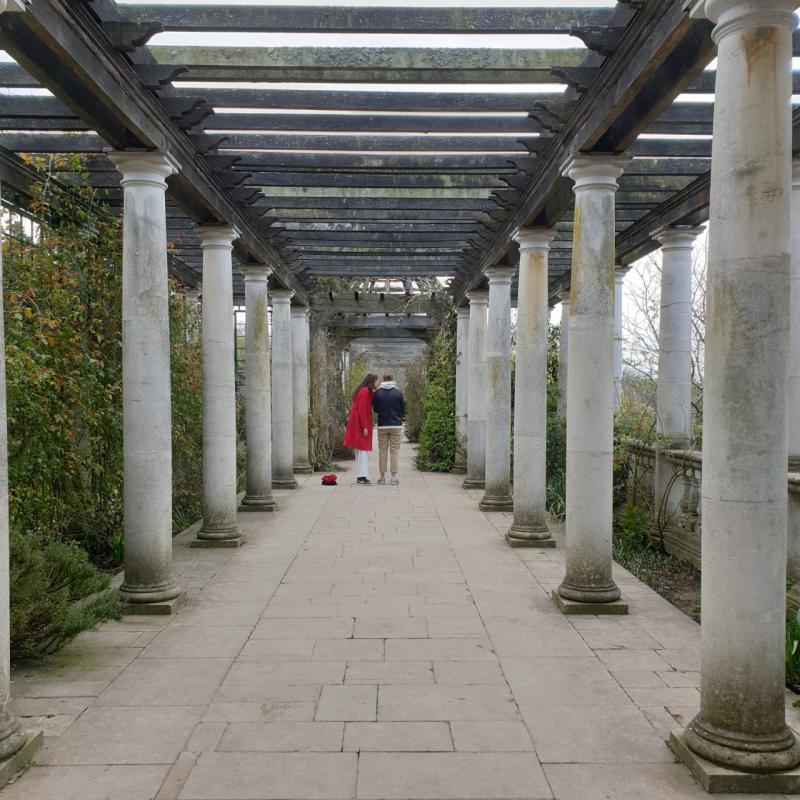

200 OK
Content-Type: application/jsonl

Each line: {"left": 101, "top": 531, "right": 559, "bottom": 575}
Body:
{"left": 355, "top": 449, "right": 369, "bottom": 479}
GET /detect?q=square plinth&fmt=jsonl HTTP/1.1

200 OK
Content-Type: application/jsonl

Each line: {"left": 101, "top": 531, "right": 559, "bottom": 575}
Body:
{"left": 120, "top": 592, "right": 187, "bottom": 616}
{"left": 669, "top": 731, "right": 800, "bottom": 794}
{"left": 0, "top": 730, "right": 43, "bottom": 789}
{"left": 238, "top": 503, "right": 275, "bottom": 513}
{"left": 190, "top": 535, "right": 247, "bottom": 549}
{"left": 551, "top": 589, "right": 629, "bottom": 615}
{"left": 505, "top": 533, "right": 557, "bottom": 549}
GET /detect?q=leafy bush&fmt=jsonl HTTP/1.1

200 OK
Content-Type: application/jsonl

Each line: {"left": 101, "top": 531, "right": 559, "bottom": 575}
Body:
{"left": 5, "top": 156, "right": 202, "bottom": 657}
{"left": 10, "top": 527, "right": 117, "bottom": 660}
{"left": 403, "top": 357, "right": 426, "bottom": 443}
{"left": 417, "top": 315, "right": 457, "bottom": 471}
{"left": 788, "top": 616, "right": 800, "bottom": 690}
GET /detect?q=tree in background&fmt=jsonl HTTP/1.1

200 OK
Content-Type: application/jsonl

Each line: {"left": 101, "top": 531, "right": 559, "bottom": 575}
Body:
{"left": 402, "top": 357, "right": 427, "bottom": 443}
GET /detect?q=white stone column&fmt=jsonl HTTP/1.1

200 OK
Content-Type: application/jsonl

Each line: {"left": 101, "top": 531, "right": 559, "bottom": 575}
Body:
{"left": 239, "top": 265, "right": 275, "bottom": 512}
{"left": 508, "top": 229, "right": 555, "bottom": 546}
{"left": 463, "top": 290, "right": 488, "bottom": 490}
{"left": 613, "top": 266, "right": 629, "bottom": 411}
{"left": 291, "top": 307, "right": 312, "bottom": 474}
{"left": 654, "top": 227, "right": 702, "bottom": 446}
{"left": 452, "top": 306, "right": 470, "bottom": 474}
{"left": 109, "top": 151, "right": 182, "bottom": 609}
{"left": 480, "top": 267, "right": 514, "bottom": 512}
{"left": 555, "top": 154, "right": 628, "bottom": 614}
{"left": 674, "top": 0, "right": 800, "bottom": 780}
{"left": 557, "top": 290, "right": 569, "bottom": 419}
{"left": 194, "top": 226, "right": 242, "bottom": 547}
{"left": 0, "top": 179, "right": 25, "bottom": 762}
{"left": 790, "top": 161, "right": 800, "bottom": 471}
{"left": 271, "top": 289, "right": 298, "bottom": 489}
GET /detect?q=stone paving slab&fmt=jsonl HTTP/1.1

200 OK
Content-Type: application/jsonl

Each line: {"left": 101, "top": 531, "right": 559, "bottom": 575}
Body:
{"left": 6, "top": 443, "right": 798, "bottom": 799}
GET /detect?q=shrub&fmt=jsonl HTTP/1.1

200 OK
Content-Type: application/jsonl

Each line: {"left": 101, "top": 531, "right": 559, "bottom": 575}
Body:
{"left": 787, "top": 616, "right": 800, "bottom": 690}
{"left": 403, "top": 357, "right": 426, "bottom": 443}
{"left": 417, "top": 315, "right": 457, "bottom": 471}
{"left": 10, "top": 527, "right": 116, "bottom": 660}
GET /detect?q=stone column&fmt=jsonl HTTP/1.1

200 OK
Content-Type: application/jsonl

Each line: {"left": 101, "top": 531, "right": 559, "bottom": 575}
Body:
{"left": 654, "top": 227, "right": 702, "bottom": 447}
{"left": 291, "top": 307, "right": 313, "bottom": 474}
{"left": 194, "top": 226, "right": 242, "bottom": 547}
{"left": 508, "top": 229, "right": 555, "bottom": 546}
{"left": 557, "top": 290, "right": 570, "bottom": 419}
{"left": 790, "top": 161, "right": 800, "bottom": 471}
{"left": 452, "top": 306, "right": 470, "bottom": 474}
{"left": 271, "top": 289, "right": 298, "bottom": 489}
{"left": 673, "top": 0, "right": 800, "bottom": 781}
{"left": 555, "top": 154, "right": 628, "bottom": 615}
{"left": 109, "top": 151, "right": 182, "bottom": 610}
{"left": 653, "top": 227, "right": 703, "bottom": 525}
{"left": 0, "top": 179, "right": 27, "bottom": 763}
{"left": 463, "top": 290, "right": 488, "bottom": 490}
{"left": 480, "top": 267, "right": 514, "bottom": 512}
{"left": 613, "top": 266, "right": 628, "bottom": 411}
{"left": 239, "top": 265, "right": 275, "bottom": 512}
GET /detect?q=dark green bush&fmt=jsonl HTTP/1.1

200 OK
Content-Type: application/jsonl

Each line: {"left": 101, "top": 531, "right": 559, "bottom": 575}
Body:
{"left": 417, "top": 315, "right": 456, "bottom": 471}
{"left": 403, "top": 358, "right": 427, "bottom": 443}
{"left": 5, "top": 157, "right": 202, "bottom": 658}
{"left": 10, "top": 527, "right": 116, "bottom": 660}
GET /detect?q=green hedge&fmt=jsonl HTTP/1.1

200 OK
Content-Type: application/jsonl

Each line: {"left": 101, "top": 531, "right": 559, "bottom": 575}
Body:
{"left": 6, "top": 157, "right": 203, "bottom": 659}
{"left": 417, "top": 314, "right": 457, "bottom": 471}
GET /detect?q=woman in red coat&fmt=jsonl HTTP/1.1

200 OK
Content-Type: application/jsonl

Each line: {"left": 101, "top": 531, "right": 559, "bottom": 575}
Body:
{"left": 344, "top": 373, "right": 379, "bottom": 484}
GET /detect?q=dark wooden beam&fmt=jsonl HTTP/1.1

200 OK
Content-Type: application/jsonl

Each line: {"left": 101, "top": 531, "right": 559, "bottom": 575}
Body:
{"left": 0, "top": 0, "right": 306, "bottom": 300}
{"left": 153, "top": 45, "right": 585, "bottom": 84}
{"left": 245, "top": 173, "right": 508, "bottom": 190}
{"left": 122, "top": 6, "right": 614, "bottom": 34}
{"left": 177, "top": 88, "right": 554, "bottom": 113}
{"left": 204, "top": 113, "right": 542, "bottom": 134}
{"left": 215, "top": 134, "right": 539, "bottom": 152}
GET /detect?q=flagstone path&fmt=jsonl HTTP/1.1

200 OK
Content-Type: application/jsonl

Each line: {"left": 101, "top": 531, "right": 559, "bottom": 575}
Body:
{"left": 5, "top": 443, "right": 797, "bottom": 799}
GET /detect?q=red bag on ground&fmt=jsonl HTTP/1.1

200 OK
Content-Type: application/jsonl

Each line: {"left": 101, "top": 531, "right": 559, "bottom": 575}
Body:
{"left": 321, "top": 474, "right": 338, "bottom": 486}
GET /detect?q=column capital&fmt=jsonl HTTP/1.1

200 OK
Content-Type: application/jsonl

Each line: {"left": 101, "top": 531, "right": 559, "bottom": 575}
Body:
{"left": 271, "top": 288, "right": 294, "bottom": 304}
{"left": 513, "top": 227, "right": 556, "bottom": 252}
{"left": 108, "top": 150, "right": 180, "bottom": 189}
{"left": 466, "top": 289, "right": 489, "bottom": 306}
{"left": 241, "top": 264, "right": 271, "bottom": 284}
{"left": 563, "top": 154, "right": 629, "bottom": 192}
{"left": 291, "top": 306, "right": 310, "bottom": 319}
{"left": 559, "top": 289, "right": 571, "bottom": 306}
{"left": 196, "top": 224, "right": 239, "bottom": 249}
{"left": 485, "top": 266, "right": 516, "bottom": 285}
{"left": 0, "top": 0, "right": 28, "bottom": 11}
{"left": 653, "top": 225, "right": 705, "bottom": 250}
{"left": 184, "top": 287, "right": 201, "bottom": 303}
{"left": 455, "top": 306, "right": 471, "bottom": 319}
{"left": 614, "top": 264, "right": 631, "bottom": 282}
{"left": 686, "top": 0, "right": 797, "bottom": 40}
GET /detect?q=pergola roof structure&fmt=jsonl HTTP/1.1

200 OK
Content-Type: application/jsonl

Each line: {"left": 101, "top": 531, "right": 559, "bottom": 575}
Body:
{"left": 0, "top": 1, "right": 797, "bottom": 308}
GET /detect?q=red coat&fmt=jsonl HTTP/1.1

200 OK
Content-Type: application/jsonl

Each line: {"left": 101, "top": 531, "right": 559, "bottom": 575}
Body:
{"left": 343, "top": 386, "right": 374, "bottom": 451}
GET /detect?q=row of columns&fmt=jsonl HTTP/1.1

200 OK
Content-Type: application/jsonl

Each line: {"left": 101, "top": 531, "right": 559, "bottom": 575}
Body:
{"left": 453, "top": 0, "right": 800, "bottom": 783}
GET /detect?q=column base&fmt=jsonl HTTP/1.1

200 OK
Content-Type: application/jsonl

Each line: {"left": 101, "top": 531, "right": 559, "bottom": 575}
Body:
{"left": 462, "top": 477, "right": 485, "bottom": 490}
{"left": 191, "top": 533, "right": 246, "bottom": 549}
{"left": 682, "top": 714, "right": 800, "bottom": 775}
{"left": 505, "top": 531, "right": 556, "bottom": 548}
{"left": 669, "top": 731, "right": 800, "bottom": 794}
{"left": 450, "top": 465, "right": 467, "bottom": 475}
{"left": 118, "top": 579, "right": 182, "bottom": 610}
{"left": 293, "top": 463, "right": 313, "bottom": 475}
{"left": 479, "top": 494, "right": 513, "bottom": 512}
{"left": 273, "top": 477, "right": 299, "bottom": 490}
{"left": 0, "top": 729, "right": 42, "bottom": 791}
{"left": 239, "top": 495, "right": 275, "bottom": 512}
{"left": 551, "top": 589, "right": 628, "bottom": 615}
{"left": 120, "top": 591, "right": 186, "bottom": 616}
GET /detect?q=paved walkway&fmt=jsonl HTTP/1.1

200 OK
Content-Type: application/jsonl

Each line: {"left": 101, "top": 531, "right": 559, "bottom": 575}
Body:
{"left": 7, "top": 444, "right": 799, "bottom": 799}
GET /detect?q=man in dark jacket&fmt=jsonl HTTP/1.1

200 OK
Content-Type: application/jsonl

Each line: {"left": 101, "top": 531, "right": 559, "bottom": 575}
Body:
{"left": 372, "top": 374, "right": 406, "bottom": 485}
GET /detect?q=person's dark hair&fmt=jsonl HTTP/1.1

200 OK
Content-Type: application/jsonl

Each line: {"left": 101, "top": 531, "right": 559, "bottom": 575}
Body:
{"left": 353, "top": 373, "right": 378, "bottom": 400}
{"left": 383, "top": 374, "right": 393, "bottom": 382}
